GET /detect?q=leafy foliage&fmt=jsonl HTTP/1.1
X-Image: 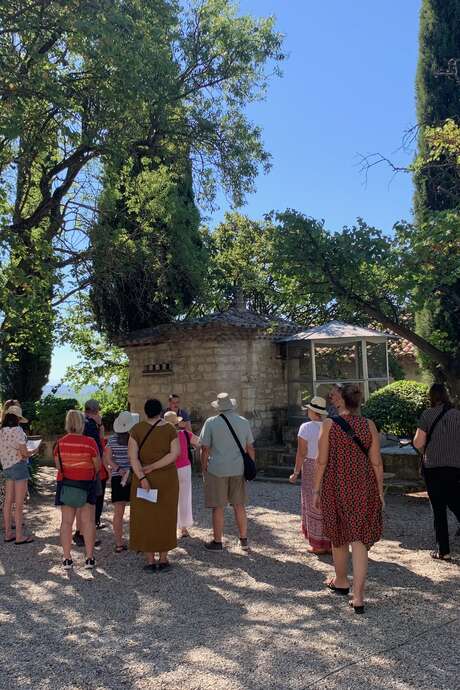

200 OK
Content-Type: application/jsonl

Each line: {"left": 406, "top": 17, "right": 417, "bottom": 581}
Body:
{"left": 89, "top": 154, "right": 206, "bottom": 336}
{"left": 22, "top": 395, "right": 79, "bottom": 436}
{"left": 415, "top": 0, "right": 460, "bottom": 217}
{"left": 362, "top": 381, "right": 429, "bottom": 437}
{"left": 94, "top": 371, "right": 129, "bottom": 431}
{"left": 271, "top": 210, "right": 460, "bottom": 398}
{"left": 0, "top": 0, "right": 284, "bottom": 397}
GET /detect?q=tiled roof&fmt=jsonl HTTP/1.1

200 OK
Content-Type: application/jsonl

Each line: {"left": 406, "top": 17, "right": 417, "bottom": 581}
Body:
{"left": 117, "top": 307, "right": 300, "bottom": 346}
{"left": 277, "top": 320, "right": 395, "bottom": 343}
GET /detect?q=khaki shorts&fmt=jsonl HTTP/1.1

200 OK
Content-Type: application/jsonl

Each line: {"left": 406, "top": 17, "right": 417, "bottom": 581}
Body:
{"left": 204, "top": 473, "right": 247, "bottom": 508}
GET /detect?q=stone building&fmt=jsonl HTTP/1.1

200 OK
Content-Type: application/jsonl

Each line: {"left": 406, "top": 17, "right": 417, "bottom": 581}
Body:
{"left": 118, "top": 305, "right": 298, "bottom": 442}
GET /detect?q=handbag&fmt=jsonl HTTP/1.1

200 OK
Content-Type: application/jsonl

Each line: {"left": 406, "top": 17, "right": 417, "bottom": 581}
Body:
{"left": 57, "top": 443, "right": 92, "bottom": 508}
{"left": 220, "top": 414, "right": 257, "bottom": 481}
{"left": 184, "top": 430, "right": 195, "bottom": 466}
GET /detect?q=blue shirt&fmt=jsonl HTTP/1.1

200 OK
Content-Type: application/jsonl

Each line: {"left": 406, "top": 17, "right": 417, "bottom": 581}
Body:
{"left": 84, "top": 416, "right": 103, "bottom": 456}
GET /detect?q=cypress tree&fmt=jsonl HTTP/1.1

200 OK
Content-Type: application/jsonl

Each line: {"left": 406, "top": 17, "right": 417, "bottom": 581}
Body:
{"left": 414, "top": 0, "right": 460, "bottom": 217}
{"left": 414, "top": 0, "right": 460, "bottom": 394}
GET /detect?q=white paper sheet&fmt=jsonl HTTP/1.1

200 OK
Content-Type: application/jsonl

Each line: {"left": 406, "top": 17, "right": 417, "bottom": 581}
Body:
{"left": 26, "top": 439, "right": 42, "bottom": 453}
{"left": 136, "top": 488, "right": 158, "bottom": 503}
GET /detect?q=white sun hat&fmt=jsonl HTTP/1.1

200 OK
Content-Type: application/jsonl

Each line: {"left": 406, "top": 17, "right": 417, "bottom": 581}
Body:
{"left": 113, "top": 411, "right": 139, "bottom": 433}
{"left": 211, "top": 392, "right": 237, "bottom": 412}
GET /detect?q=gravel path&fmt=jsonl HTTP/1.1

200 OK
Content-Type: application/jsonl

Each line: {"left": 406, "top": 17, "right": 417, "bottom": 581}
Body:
{"left": 0, "top": 469, "right": 459, "bottom": 690}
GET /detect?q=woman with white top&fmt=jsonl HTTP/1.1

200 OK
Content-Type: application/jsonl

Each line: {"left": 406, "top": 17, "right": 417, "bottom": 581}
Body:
{"left": 0, "top": 405, "right": 36, "bottom": 544}
{"left": 289, "top": 396, "right": 331, "bottom": 554}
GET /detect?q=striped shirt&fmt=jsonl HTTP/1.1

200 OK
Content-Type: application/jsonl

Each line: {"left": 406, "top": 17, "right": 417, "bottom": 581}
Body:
{"left": 418, "top": 406, "right": 460, "bottom": 469}
{"left": 106, "top": 434, "right": 130, "bottom": 476}
{"left": 54, "top": 434, "right": 99, "bottom": 480}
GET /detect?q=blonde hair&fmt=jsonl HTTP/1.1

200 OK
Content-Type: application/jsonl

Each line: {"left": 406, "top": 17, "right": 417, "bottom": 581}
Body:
{"left": 65, "top": 409, "right": 85, "bottom": 434}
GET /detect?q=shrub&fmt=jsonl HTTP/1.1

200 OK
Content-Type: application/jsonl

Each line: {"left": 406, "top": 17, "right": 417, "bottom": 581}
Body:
{"left": 362, "top": 380, "right": 429, "bottom": 437}
{"left": 23, "top": 395, "right": 80, "bottom": 436}
{"left": 95, "top": 372, "right": 129, "bottom": 431}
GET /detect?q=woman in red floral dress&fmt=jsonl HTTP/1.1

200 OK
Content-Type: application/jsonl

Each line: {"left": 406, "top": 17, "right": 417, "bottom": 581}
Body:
{"left": 313, "top": 384, "right": 384, "bottom": 614}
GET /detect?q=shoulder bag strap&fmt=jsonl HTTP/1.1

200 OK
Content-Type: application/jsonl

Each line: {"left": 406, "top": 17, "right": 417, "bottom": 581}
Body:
{"left": 137, "top": 420, "right": 161, "bottom": 460}
{"left": 332, "top": 416, "right": 369, "bottom": 457}
{"left": 57, "top": 442, "right": 65, "bottom": 478}
{"left": 424, "top": 405, "right": 449, "bottom": 452}
{"left": 184, "top": 430, "right": 194, "bottom": 463}
{"left": 220, "top": 414, "right": 246, "bottom": 459}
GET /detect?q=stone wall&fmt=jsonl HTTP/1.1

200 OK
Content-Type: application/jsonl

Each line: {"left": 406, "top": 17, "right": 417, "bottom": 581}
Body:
{"left": 125, "top": 334, "right": 288, "bottom": 442}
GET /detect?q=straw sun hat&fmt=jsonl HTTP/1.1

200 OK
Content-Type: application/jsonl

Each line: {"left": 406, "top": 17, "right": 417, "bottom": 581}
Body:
{"left": 164, "top": 410, "right": 183, "bottom": 426}
{"left": 303, "top": 396, "right": 328, "bottom": 416}
{"left": 5, "top": 405, "right": 28, "bottom": 423}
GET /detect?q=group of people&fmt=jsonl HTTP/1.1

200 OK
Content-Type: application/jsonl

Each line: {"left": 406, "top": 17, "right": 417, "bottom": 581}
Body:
{"left": 1, "top": 382, "right": 459, "bottom": 614}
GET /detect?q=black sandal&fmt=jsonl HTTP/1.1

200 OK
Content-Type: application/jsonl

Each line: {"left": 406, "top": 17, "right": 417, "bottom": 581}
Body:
{"left": 327, "top": 579, "right": 350, "bottom": 595}
{"left": 349, "top": 601, "right": 365, "bottom": 614}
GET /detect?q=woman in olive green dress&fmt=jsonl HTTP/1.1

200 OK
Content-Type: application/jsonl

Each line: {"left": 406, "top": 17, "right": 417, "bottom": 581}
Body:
{"left": 128, "top": 399, "right": 180, "bottom": 571}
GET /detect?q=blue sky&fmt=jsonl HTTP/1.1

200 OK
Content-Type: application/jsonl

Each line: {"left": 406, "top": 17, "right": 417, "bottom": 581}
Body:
{"left": 50, "top": 0, "right": 421, "bottom": 383}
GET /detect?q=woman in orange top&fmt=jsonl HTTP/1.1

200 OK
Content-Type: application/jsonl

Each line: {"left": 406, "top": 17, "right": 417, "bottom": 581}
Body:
{"left": 54, "top": 410, "right": 100, "bottom": 571}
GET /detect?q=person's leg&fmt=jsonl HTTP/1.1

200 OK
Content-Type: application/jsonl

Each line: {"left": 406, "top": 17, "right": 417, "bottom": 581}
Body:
{"left": 80, "top": 504, "right": 96, "bottom": 559}
{"left": 445, "top": 468, "right": 460, "bottom": 524}
{"left": 331, "top": 544, "right": 350, "bottom": 588}
{"left": 178, "top": 465, "right": 193, "bottom": 535}
{"left": 233, "top": 504, "right": 247, "bottom": 539}
{"left": 212, "top": 507, "right": 225, "bottom": 542}
{"left": 95, "top": 479, "right": 106, "bottom": 527}
{"left": 113, "top": 502, "right": 126, "bottom": 548}
{"left": 351, "top": 541, "right": 368, "bottom": 606}
{"left": 159, "top": 550, "right": 169, "bottom": 564}
{"left": 425, "top": 468, "right": 450, "bottom": 556}
{"left": 3, "top": 480, "right": 14, "bottom": 539}
{"left": 13, "top": 479, "right": 29, "bottom": 542}
{"left": 60, "top": 506, "right": 77, "bottom": 560}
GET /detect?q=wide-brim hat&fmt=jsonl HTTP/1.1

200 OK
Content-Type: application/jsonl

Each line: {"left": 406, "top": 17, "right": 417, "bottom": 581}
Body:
{"left": 5, "top": 405, "right": 28, "bottom": 423}
{"left": 303, "top": 396, "right": 328, "bottom": 416}
{"left": 164, "top": 411, "right": 183, "bottom": 426}
{"left": 211, "top": 392, "right": 237, "bottom": 412}
{"left": 113, "top": 411, "right": 139, "bottom": 433}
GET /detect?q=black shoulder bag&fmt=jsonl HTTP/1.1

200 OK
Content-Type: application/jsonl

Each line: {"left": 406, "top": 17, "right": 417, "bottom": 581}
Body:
{"left": 220, "top": 414, "right": 257, "bottom": 481}
{"left": 332, "top": 416, "right": 369, "bottom": 457}
{"left": 184, "top": 430, "right": 194, "bottom": 466}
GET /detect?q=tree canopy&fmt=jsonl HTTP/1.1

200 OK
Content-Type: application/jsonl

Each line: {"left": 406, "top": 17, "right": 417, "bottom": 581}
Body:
{"left": 0, "top": 0, "right": 285, "bottom": 399}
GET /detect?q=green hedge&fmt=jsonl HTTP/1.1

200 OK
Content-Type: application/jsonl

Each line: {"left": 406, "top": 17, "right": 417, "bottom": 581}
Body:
{"left": 362, "top": 380, "right": 429, "bottom": 437}
{"left": 22, "top": 395, "right": 80, "bottom": 436}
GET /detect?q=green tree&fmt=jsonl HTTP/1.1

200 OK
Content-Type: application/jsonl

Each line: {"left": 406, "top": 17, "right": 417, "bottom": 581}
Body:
{"left": 0, "top": 0, "right": 284, "bottom": 396}
{"left": 415, "top": 0, "right": 460, "bottom": 217}
{"left": 413, "top": 1, "right": 460, "bottom": 386}
{"left": 193, "top": 212, "right": 364, "bottom": 326}
{"left": 272, "top": 210, "right": 460, "bottom": 399}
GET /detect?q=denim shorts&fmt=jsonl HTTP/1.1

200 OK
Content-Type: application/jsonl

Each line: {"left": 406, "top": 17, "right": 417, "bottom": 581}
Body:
{"left": 3, "top": 462, "right": 29, "bottom": 482}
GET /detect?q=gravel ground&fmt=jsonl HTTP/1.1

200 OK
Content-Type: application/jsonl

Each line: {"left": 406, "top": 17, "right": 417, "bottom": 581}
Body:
{"left": 0, "top": 468, "right": 459, "bottom": 690}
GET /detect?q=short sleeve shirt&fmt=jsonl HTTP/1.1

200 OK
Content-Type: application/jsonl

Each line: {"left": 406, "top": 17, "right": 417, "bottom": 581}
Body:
{"left": 199, "top": 412, "right": 254, "bottom": 477}
{"left": 418, "top": 407, "right": 460, "bottom": 469}
{"left": 298, "top": 421, "right": 322, "bottom": 460}
{"left": 54, "top": 434, "right": 99, "bottom": 481}
{"left": 0, "top": 426, "right": 27, "bottom": 470}
{"left": 107, "top": 435, "right": 130, "bottom": 476}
